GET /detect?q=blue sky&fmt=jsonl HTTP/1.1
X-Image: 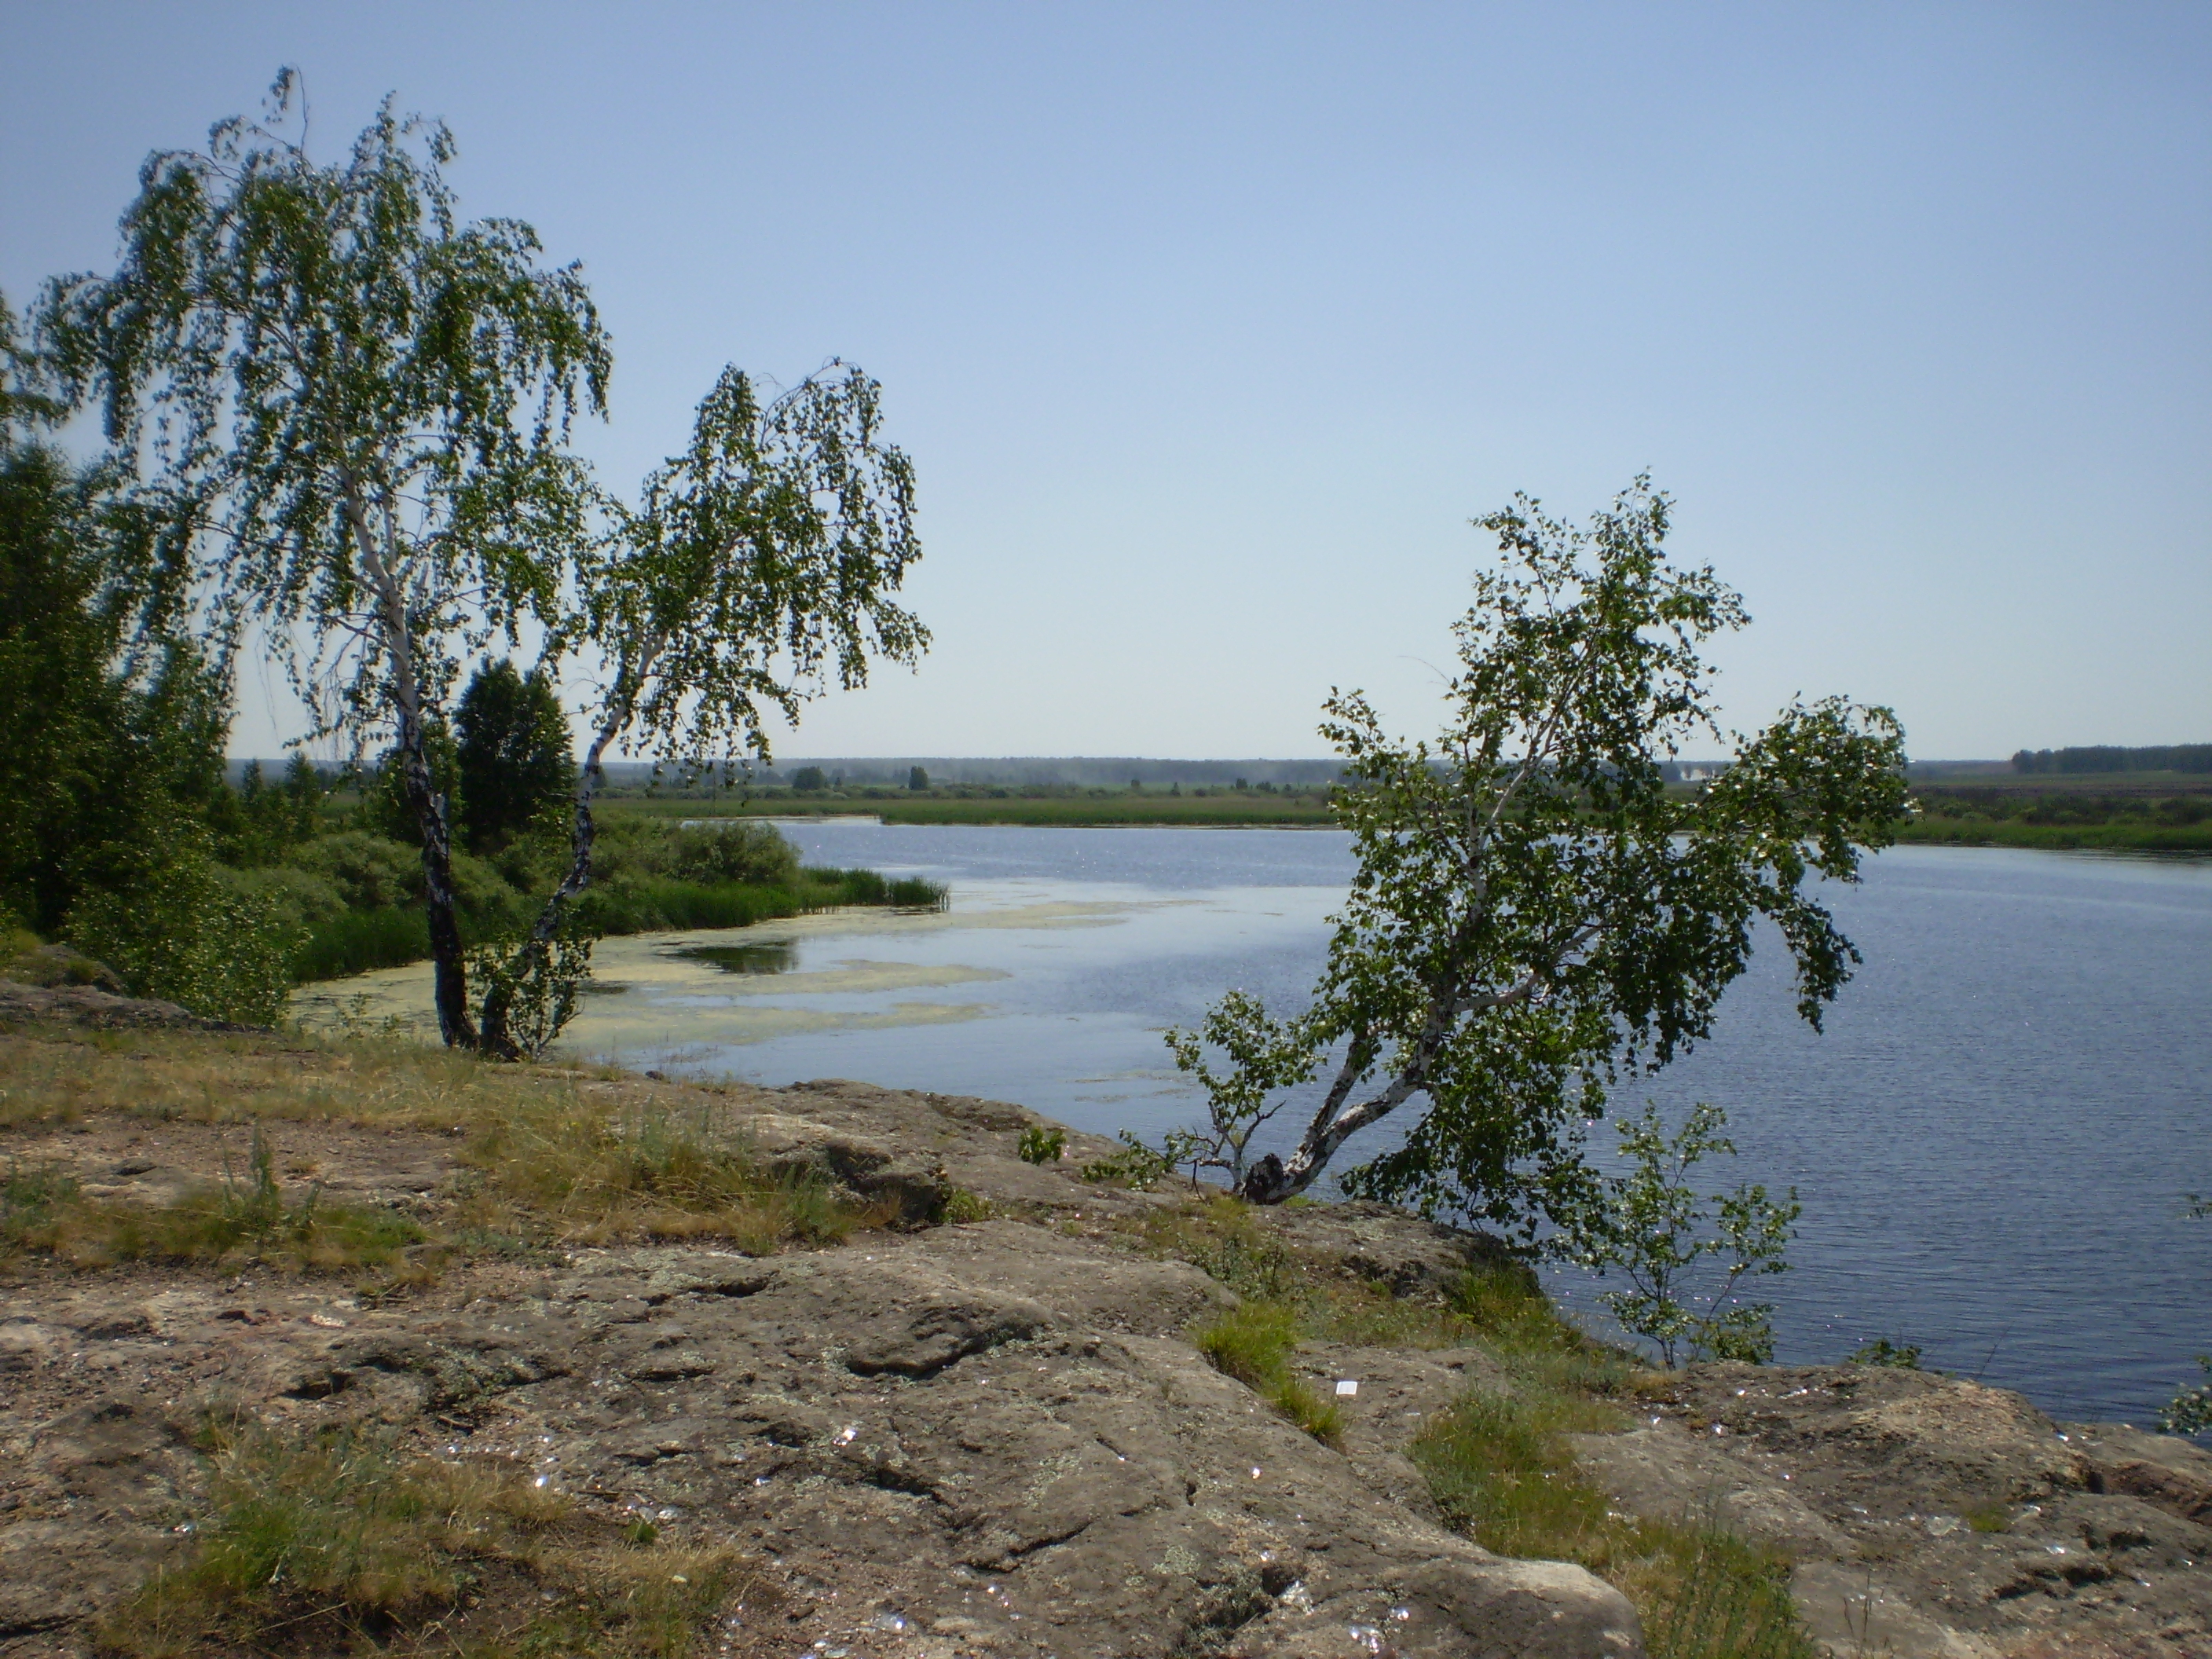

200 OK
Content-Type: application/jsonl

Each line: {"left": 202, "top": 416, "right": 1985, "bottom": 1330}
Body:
{"left": 5, "top": 2, "right": 2206, "bottom": 760}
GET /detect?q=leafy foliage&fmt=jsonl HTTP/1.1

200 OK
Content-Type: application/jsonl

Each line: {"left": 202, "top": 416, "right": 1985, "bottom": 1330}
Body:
{"left": 494, "top": 364, "right": 929, "bottom": 1052}
{"left": 35, "top": 71, "right": 611, "bottom": 1049}
{"left": 1164, "top": 990, "right": 1317, "bottom": 1187}
{"left": 1848, "top": 1336, "right": 1923, "bottom": 1369}
{"left": 1016, "top": 1126, "right": 1066, "bottom": 1165}
{"left": 1558, "top": 1104, "right": 1799, "bottom": 1368}
{"left": 2161, "top": 1195, "right": 2212, "bottom": 1434}
{"left": 67, "top": 813, "right": 305, "bottom": 1023}
{"left": 1170, "top": 478, "right": 1907, "bottom": 1237}
{"left": 467, "top": 929, "right": 592, "bottom": 1060}
{"left": 32, "top": 74, "right": 928, "bottom": 1057}
{"left": 0, "top": 321, "right": 231, "bottom": 936}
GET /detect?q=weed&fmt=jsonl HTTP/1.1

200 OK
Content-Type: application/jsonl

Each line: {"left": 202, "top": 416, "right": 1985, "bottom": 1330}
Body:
{"left": 1129, "top": 1195, "right": 1302, "bottom": 1302}
{"left": 942, "top": 1188, "right": 994, "bottom": 1224}
{"left": 1016, "top": 1126, "right": 1066, "bottom": 1165}
{"left": 1964, "top": 1501, "right": 2012, "bottom": 1534}
{"left": 1848, "top": 1336, "right": 1923, "bottom": 1369}
{"left": 1080, "top": 1129, "right": 1181, "bottom": 1189}
{"left": 2, "top": 1159, "right": 80, "bottom": 1252}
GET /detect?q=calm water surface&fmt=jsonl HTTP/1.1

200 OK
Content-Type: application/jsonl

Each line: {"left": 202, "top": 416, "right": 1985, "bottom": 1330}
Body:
{"left": 582, "top": 822, "right": 2212, "bottom": 1426}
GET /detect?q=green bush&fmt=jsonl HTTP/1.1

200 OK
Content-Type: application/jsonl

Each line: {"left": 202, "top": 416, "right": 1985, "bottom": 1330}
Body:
{"left": 68, "top": 829, "right": 304, "bottom": 1024}
{"left": 1017, "top": 1126, "right": 1066, "bottom": 1164}
{"left": 668, "top": 819, "right": 800, "bottom": 886}
{"left": 286, "top": 831, "right": 423, "bottom": 911}
{"left": 212, "top": 863, "right": 347, "bottom": 931}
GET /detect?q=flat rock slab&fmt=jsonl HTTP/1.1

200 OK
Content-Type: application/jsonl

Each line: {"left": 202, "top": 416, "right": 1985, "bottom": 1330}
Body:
{"left": 1574, "top": 1364, "right": 2212, "bottom": 1658}
{"left": 1, "top": 1225, "right": 1642, "bottom": 1659}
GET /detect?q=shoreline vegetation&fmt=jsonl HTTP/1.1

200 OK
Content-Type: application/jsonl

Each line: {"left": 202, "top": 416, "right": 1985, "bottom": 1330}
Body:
{"left": 589, "top": 771, "right": 2212, "bottom": 852}
{"left": 296, "top": 862, "right": 948, "bottom": 983}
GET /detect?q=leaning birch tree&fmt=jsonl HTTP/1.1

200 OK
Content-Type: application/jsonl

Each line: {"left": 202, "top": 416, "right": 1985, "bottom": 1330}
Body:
{"left": 1167, "top": 478, "right": 1912, "bottom": 1236}
{"left": 36, "top": 72, "right": 607, "bottom": 1047}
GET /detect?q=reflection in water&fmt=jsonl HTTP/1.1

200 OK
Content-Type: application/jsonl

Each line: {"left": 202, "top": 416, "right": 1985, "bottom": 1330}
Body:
{"left": 669, "top": 939, "right": 798, "bottom": 975}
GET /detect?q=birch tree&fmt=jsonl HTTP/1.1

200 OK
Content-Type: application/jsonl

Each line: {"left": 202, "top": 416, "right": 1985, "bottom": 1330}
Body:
{"left": 37, "top": 71, "right": 607, "bottom": 1047}
{"left": 1170, "top": 478, "right": 1911, "bottom": 1234}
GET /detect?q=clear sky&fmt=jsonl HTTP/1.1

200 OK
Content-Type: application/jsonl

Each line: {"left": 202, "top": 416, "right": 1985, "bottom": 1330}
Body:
{"left": 5, "top": 2, "right": 2207, "bottom": 762}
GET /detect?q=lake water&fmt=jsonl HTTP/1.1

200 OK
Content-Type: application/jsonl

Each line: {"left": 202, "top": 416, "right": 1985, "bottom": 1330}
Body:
{"left": 302, "top": 822, "right": 2212, "bottom": 1426}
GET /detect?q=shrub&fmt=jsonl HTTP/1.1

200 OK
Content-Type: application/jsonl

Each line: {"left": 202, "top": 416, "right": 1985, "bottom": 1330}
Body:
{"left": 286, "top": 831, "right": 423, "bottom": 911}
{"left": 1848, "top": 1336, "right": 1922, "bottom": 1369}
{"left": 1557, "top": 1103, "right": 1798, "bottom": 1368}
{"left": 1016, "top": 1126, "right": 1065, "bottom": 1165}
{"left": 668, "top": 820, "right": 800, "bottom": 887}
{"left": 68, "top": 827, "right": 305, "bottom": 1024}
{"left": 211, "top": 863, "right": 347, "bottom": 931}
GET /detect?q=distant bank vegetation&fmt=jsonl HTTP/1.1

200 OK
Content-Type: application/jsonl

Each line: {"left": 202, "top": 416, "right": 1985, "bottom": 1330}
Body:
{"left": 2011, "top": 742, "right": 2212, "bottom": 775}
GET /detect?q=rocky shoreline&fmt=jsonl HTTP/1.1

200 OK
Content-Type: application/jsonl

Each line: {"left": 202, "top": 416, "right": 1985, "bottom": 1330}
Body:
{"left": 1, "top": 991, "right": 2208, "bottom": 1657}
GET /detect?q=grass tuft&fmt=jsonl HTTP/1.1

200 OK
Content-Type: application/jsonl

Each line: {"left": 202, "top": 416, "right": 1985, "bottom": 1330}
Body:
{"left": 93, "top": 1417, "right": 771, "bottom": 1659}
{"left": 1192, "top": 1301, "right": 1344, "bottom": 1445}
{"left": 1411, "top": 1391, "right": 1815, "bottom": 1658}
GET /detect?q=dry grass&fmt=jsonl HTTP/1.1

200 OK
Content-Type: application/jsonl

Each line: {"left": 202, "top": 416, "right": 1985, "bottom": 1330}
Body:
{"left": 0, "top": 1023, "right": 544, "bottom": 1132}
{"left": 96, "top": 1416, "right": 778, "bottom": 1659}
{"left": 4, "top": 1126, "right": 423, "bottom": 1273}
{"left": 0, "top": 1023, "right": 891, "bottom": 1269}
{"left": 456, "top": 1092, "right": 891, "bottom": 1251}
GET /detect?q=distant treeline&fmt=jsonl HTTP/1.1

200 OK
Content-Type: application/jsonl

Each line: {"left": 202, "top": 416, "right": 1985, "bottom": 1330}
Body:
{"left": 2011, "top": 745, "right": 2212, "bottom": 775}
{"left": 582, "top": 755, "right": 1738, "bottom": 791}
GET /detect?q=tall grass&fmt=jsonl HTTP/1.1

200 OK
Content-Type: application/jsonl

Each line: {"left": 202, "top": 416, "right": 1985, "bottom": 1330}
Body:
{"left": 295, "top": 906, "right": 428, "bottom": 980}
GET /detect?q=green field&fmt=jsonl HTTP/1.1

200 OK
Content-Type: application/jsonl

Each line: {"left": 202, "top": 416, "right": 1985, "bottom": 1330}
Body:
{"left": 592, "top": 772, "right": 2212, "bottom": 853}
{"left": 1894, "top": 818, "right": 2212, "bottom": 853}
